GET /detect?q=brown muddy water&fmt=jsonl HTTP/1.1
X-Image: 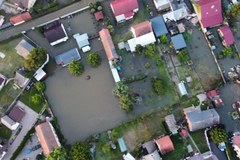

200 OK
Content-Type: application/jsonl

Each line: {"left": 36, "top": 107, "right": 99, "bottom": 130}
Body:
{"left": 45, "top": 57, "right": 129, "bottom": 144}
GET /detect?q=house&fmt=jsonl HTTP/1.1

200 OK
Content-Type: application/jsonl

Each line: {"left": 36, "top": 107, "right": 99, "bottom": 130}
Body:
{"left": 110, "top": 0, "right": 139, "bottom": 23}
{"left": 99, "top": 28, "right": 119, "bottom": 61}
{"left": 9, "top": 12, "right": 32, "bottom": 26}
{"left": 207, "top": 89, "right": 224, "bottom": 107}
{"left": 55, "top": 48, "right": 81, "bottom": 67}
{"left": 123, "top": 153, "right": 135, "bottom": 160}
{"left": 165, "top": 114, "right": 178, "bottom": 134}
{"left": 163, "top": 7, "right": 189, "bottom": 22}
{"left": 9, "top": 0, "right": 37, "bottom": 10}
{"left": 194, "top": 0, "right": 223, "bottom": 28}
{"left": 34, "top": 68, "right": 47, "bottom": 81}
{"left": 128, "top": 21, "right": 156, "bottom": 52}
{"left": 150, "top": 16, "right": 168, "bottom": 37}
{"left": 0, "top": 15, "right": 4, "bottom": 27}
{"left": 155, "top": 135, "right": 174, "bottom": 155}
{"left": 0, "top": 74, "right": 6, "bottom": 91}
{"left": 8, "top": 106, "right": 25, "bottom": 122}
{"left": 35, "top": 121, "right": 61, "bottom": 156}
{"left": 142, "top": 150, "right": 162, "bottom": 160}
{"left": 185, "top": 109, "right": 220, "bottom": 131}
{"left": 117, "top": 137, "right": 127, "bottom": 152}
{"left": 15, "top": 39, "right": 35, "bottom": 59}
{"left": 44, "top": 22, "right": 68, "bottom": 46}
{"left": 153, "top": 0, "right": 171, "bottom": 11}
{"left": 14, "top": 69, "right": 30, "bottom": 88}
{"left": 218, "top": 25, "right": 234, "bottom": 47}
{"left": 232, "top": 134, "right": 240, "bottom": 158}
{"left": 171, "top": 34, "right": 187, "bottom": 50}
{"left": 94, "top": 11, "right": 104, "bottom": 21}
{"left": 1, "top": 116, "right": 19, "bottom": 130}
{"left": 73, "top": 33, "right": 90, "bottom": 53}
{"left": 142, "top": 140, "right": 157, "bottom": 154}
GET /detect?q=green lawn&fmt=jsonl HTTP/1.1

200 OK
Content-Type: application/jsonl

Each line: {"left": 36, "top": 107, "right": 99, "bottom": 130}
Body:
{"left": 189, "top": 130, "right": 209, "bottom": 153}
{"left": 0, "top": 124, "right": 12, "bottom": 140}
{"left": 0, "top": 37, "right": 25, "bottom": 78}
{"left": 0, "top": 81, "right": 21, "bottom": 115}
{"left": 19, "top": 87, "right": 46, "bottom": 113}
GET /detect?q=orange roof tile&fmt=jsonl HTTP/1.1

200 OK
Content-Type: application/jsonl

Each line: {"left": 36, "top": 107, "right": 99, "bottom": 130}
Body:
{"left": 10, "top": 12, "right": 31, "bottom": 25}
{"left": 155, "top": 135, "right": 174, "bottom": 154}
{"left": 131, "top": 21, "right": 152, "bottom": 37}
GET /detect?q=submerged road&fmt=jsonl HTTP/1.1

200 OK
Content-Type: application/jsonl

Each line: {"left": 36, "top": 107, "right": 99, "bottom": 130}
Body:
{"left": 0, "top": 0, "right": 101, "bottom": 42}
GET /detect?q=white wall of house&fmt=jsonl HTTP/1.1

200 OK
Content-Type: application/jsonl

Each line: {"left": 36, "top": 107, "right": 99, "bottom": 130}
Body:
{"left": 233, "top": 144, "right": 240, "bottom": 158}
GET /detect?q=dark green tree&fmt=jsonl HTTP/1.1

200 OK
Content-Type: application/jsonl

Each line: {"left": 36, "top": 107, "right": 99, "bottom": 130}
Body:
{"left": 222, "top": 47, "right": 232, "bottom": 57}
{"left": 70, "top": 142, "right": 91, "bottom": 160}
{"left": 144, "top": 44, "right": 157, "bottom": 58}
{"left": 135, "top": 44, "right": 143, "bottom": 55}
{"left": 35, "top": 82, "right": 46, "bottom": 92}
{"left": 86, "top": 53, "right": 102, "bottom": 67}
{"left": 210, "top": 127, "right": 227, "bottom": 144}
{"left": 46, "top": 147, "right": 67, "bottom": 160}
{"left": 160, "top": 35, "right": 168, "bottom": 44}
{"left": 151, "top": 77, "right": 165, "bottom": 95}
{"left": 231, "top": 4, "right": 240, "bottom": 17}
{"left": 24, "top": 47, "right": 47, "bottom": 71}
{"left": 68, "top": 60, "right": 84, "bottom": 76}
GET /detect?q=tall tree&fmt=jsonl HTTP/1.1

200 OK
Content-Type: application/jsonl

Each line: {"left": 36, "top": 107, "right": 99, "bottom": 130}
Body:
{"left": 68, "top": 60, "right": 84, "bottom": 76}
{"left": 46, "top": 147, "right": 67, "bottom": 160}
{"left": 70, "top": 142, "right": 91, "bottom": 160}
{"left": 24, "top": 47, "right": 47, "bottom": 71}
{"left": 86, "top": 53, "right": 102, "bottom": 67}
{"left": 35, "top": 82, "right": 46, "bottom": 92}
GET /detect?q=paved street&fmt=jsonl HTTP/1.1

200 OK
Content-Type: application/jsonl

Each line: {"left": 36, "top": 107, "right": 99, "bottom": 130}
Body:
{"left": 0, "top": 0, "right": 102, "bottom": 42}
{"left": 3, "top": 101, "right": 38, "bottom": 160}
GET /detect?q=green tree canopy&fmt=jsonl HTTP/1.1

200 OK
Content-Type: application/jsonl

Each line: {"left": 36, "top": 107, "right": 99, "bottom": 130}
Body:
{"left": 68, "top": 60, "right": 84, "bottom": 76}
{"left": 144, "top": 44, "right": 157, "bottom": 58}
{"left": 46, "top": 147, "right": 67, "bottom": 160}
{"left": 231, "top": 4, "right": 240, "bottom": 17}
{"left": 160, "top": 35, "right": 168, "bottom": 44}
{"left": 24, "top": 47, "right": 47, "bottom": 71}
{"left": 151, "top": 77, "right": 165, "bottom": 95}
{"left": 35, "top": 82, "right": 46, "bottom": 92}
{"left": 31, "top": 94, "right": 42, "bottom": 106}
{"left": 70, "top": 142, "right": 91, "bottom": 160}
{"left": 222, "top": 47, "right": 232, "bottom": 57}
{"left": 86, "top": 53, "right": 102, "bottom": 67}
{"left": 210, "top": 127, "right": 227, "bottom": 144}
{"left": 135, "top": 44, "right": 143, "bottom": 55}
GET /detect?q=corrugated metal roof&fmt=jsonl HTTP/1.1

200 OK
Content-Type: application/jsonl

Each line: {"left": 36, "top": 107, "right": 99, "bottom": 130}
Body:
{"left": 151, "top": 16, "right": 168, "bottom": 37}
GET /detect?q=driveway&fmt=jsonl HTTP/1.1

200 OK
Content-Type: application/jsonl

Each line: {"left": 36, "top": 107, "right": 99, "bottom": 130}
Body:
{"left": 16, "top": 134, "right": 42, "bottom": 160}
{"left": 209, "top": 142, "right": 228, "bottom": 160}
{"left": 3, "top": 101, "right": 38, "bottom": 160}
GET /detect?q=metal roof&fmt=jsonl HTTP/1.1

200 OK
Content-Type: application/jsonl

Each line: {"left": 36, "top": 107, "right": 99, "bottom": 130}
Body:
{"left": 150, "top": 16, "right": 168, "bottom": 37}
{"left": 171, "top": 34, "right": 186, "bottom": 50}
{"left": 55, "top": 48, "right": 81, "bottom": 67}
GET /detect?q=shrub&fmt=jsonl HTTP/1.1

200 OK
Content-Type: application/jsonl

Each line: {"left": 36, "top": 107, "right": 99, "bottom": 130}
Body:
{"left": 122, "top": 74, "right": 148, "bottom": 84}
{"left": 151, "top": 77, "right": 165, "bottom": 95}
{"left": 35, "top": 82, "right": 46, "bottom": 92}
{"left": 135, "top": 44, "right": 143, "bottom": 55}
{"left": 31, "top": 94, "right": 43, "bottom": 106}
{"left": 160, "top": 35, "right": 168, "bottom": 44}
{"left": 177, "top": 49, "right": 191, "bottom": 64}
{"left": 86, "top": 53, "right": 101, "bottom": 67}
{"left": 144, "top": 62, "right": 151, "bottom": 69}
{"left": 68, "top": 60, "right": 84, "bottom": 76}
{"left": 144, "top": 44, "right": 157, "bottom": 58}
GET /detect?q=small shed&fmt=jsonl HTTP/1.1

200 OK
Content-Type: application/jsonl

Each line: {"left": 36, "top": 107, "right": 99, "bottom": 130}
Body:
{"left": 155, "top": 136, "right": 174, "bottom": 155}
{"left": 15, "top": 39, "right": 35, "bottom": 59}
{"left": 123, "top": 153, "right": 135, "bottom": 160}
{"left": 55, "top": 48, "right": 81, "bottom": 67}
{"left": 165, "top": 114, "right": 178, "bottom": 135}
{"left": 34, "top": 68, "right": 47, "bottom": 81}
{"left": 142, "top": 140, "right": 156, "bottom": 154}
{"left": 117, "top": 137, "right": 127, "bottom": 153}
{"left": 14, "top": 70, "right": 30, "bottom": 88}
{"left": 150, "top": 16, "right": 168, "bottom": 37}
{"left": 177, "top": 82, "right": 188, "bottom": 96}
{"left": 94, "top": 11, "right": 104, "bottom": 21}
{"left": 171, "top": 34, "right": 186, "bottom": 50}
{"left": 73, "top": 33, "right": 90, "bottom": 50}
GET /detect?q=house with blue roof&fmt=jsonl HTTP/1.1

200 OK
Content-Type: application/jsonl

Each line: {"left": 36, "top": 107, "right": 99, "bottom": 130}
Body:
{"left": 150, "top": 16, "right": 168, "bottom": 37}
{"left": 55, "top": 48, "right": 81, "bottom": 67}
{"left": 171, "top": 34, "right": 186, "bottom": 51}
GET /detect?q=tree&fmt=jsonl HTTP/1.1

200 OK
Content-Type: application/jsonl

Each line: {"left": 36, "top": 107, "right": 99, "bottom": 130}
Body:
{"left": 151, "top": 77, "right": 165, "bottom": 95}
{"left": 231, "top": 4, "right": 240, "bottom": 17}
{"left": 31, "top": 94, "right": 42, "bottom": 106}
{"left": 144, "top": 44, "right": 157, "bottom": 58}
{"left": 70, "top": 141, "right": 91, "bottom": 160}
{"left": 107, "top": 25, "right": 114, "bottom": 34}
{"left": 135, "top": 44, "right": 143, "bottom": 55}
{"left": 222, "top": 47, "right": 232, "bottom": 57}
{"left": 210, "top": 127, "right": 227, "bottom": 144}
{"left": 46, "top": 147, "right": 67, "bottom": 160}
{"left": 177, "top": 49, "right": 190, "bottom": 64}
{"left": 35, "top": 82, "right": 46, "bottom": 92}
{"left": 160, "top": 35, "right": 168, "bottom": 44}
{"left": 86, "top": 53, "right": 102, "bottom": 67}
{"left": 68, "top": 60, "right": 84, "bottom": 76}
{"left": 24, "top": 47, "right": 47, "bottom": 71}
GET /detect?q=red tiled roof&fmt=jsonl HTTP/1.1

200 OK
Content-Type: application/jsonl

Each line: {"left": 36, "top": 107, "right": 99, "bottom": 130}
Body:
{"left": 124, "top": 11, "right": 134, "bottom": 19}
{"left": 196, "top": 0, "right": 223, "bottom": 28}
{"left": 131, "top": 21, "right": 153, "bottom": 37}
{"left": 219, "top": 25, "right": 234, "bottom": 46}
{"left": 8, "top": 106, "right": 25, "bottom": 122}
{"left": 207, "top": 90, "right": 219, "bottom": 98}
{"left": 10, "top": 12, "right": 32, "bottom": 25}
{"left": 99, "top": 28, "right": 119, "bottom": 61}
{"left": 155, "top": 136, "right": 174, "bottom": 154}
{"left": 233, "top": 135, "right": 240, "bottom": 148}
{"left": 35, "top": 121, "right": 60, "bottom": 156}
{"left": 94, "top": 11, "right": 104, "bottom": 21}
{"left": 110, "top": 0, "right": 138, "bottom": 16}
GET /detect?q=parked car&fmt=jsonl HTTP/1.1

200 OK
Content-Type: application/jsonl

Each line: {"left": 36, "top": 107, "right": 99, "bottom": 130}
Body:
{"left": 31, "top": 144, "right": 41, "bottom": 151}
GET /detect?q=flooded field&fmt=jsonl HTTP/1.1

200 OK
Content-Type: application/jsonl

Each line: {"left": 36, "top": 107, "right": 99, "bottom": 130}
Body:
{"left": 45, "top": 56, "right": 129, "bottom": 144}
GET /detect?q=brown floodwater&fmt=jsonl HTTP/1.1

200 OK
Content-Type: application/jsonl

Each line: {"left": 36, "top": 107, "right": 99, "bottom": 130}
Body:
{"left": 45, "top": 57, "right": 129, "bottom": 144}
